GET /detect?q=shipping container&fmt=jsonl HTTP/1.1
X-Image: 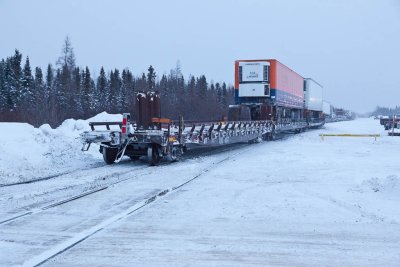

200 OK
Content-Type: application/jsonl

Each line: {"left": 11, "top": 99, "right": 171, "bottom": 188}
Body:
{"left": 323, "top": 101, "right": 331, "bottom": 116}
{"left": 304, "top": 78, "right": 323, "bottom": 112}
{"left": 234, "top": 59, "right": 304, "bottom": 109}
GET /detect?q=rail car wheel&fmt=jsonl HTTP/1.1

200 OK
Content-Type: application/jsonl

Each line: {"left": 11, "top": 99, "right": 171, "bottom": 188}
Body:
{"left": 147, "top": 144, "right": 162, "bottom": 166}
{"left": 103, "top": 146, "right": 118, "bottom": 164}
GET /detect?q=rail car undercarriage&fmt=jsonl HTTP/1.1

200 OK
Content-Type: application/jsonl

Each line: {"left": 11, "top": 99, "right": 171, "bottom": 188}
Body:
{"left": 80, "top": 92, "right": 324, "bottom": 165}
{"left": 81, "top": 115, "right": 321, "bottom": 166}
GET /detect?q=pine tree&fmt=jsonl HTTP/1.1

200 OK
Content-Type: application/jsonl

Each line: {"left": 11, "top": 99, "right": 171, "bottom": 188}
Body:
{"left": 21, "top": 56, "right": 34, "bottom": 111}
{"left": 188, "top": 76, "right": 196, "bottom": 98}
{"left": 210, "top": 82, "right": 215, "bottom": 94}
{"left": 159, "top": 74, "right": 168, "bottom": 116}
{"left": 46, "top": 64, "right": 54, "bottom": 98}
{"left": 197, "top": 75, "right": 207, "bottom": 100}
{"left": 120, "top": 69, "right": 128, "bottom": 111}
{"left": 3, "top": 60, "right": 13, "bottom": 110}
{"left": 97, "top": 66, "right": 107, "bottom": 112}
{"left": 138, "top": 73, "right": 147, "bottom": 92}
{"left": 73, "top": 67, "right": 83, "bottom": 116}
{"left": 58, "top": 63, "right": 71, "bottom": 119}
{"left": 121, "top": 69, "right": 135, "bottom": 111}
{"left": 82, "top": 66, "right": 92, "bottom": 117}
{"left": 45, "top": 64, "right": 57, "bottom": 125}
{"left": 147, "top": 65, "right": 156, "bottom": 91}
{"left": 107, "top": 70, "right": 115, "bottom": 111}
{"left": 21, "top": 57, "right": 33, "bottom": 89}
{"left": 176, "top": 69, "right": 185, "bottom": 113}
{"left": 8, "top": 50, "right": 23, "bottom": 110}
{"left": 108, "top": 69, "right": 122, "bottom": 112}
{"left": 185, "top": 75, "right": 196, "bottom": 119}
{"left": 34, "top": 67, "right": 44, "bottom": 87}
{"left": 91, "top": 78, "right": 97, "bottom": 112}
{"left": 53, "top": 69, "right": 63, "bottom": 121}
{"left": 0, "top": 59, "right": 6, "bottom": 111}
{"left": 221, "top": 82, "right": 228, "bottom": 107}
{"left": 33, "top": 67, "right": 45, "bottom": 124}
{"left": 215, "top": 82, "right": 222, "bottom": 104}
{"left": 124, "top": 69, "right": 135, "bottom": 114}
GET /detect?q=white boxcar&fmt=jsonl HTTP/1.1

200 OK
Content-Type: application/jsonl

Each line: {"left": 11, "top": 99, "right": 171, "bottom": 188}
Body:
{"left": 304, "top": 78, "right": 323, "bottom": 111}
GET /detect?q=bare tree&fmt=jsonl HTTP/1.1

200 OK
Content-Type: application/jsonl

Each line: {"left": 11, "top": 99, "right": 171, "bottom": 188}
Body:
{"left": 56, "top": 36, "right": 76, "bottom": 70}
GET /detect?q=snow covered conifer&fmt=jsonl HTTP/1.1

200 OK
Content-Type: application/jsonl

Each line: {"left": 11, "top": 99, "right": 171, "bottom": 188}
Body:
{"left": 215, "top": 82, "right": 222, "bottom": 105}
{"left": 123, "top": 69, "right": 135, "bottom": 113}
{"left": 45, "top": 64, "right": 53, "bottom": 96}
{"left": 120, "top": 69, "right": 129, "bottom": 111}
{"left": 33, "top": 67, "right": 45, "bottom": 124}
{"left": 109, "top": 69, "right": 122, "bottom": 112}
{"left": 82, "top": 66, "right": 93, "bottom": 117}
{"left": 221, "top": 82, "right": 228, "bottom": 106}
{"left": 97, "top": 66, "right": 107, "bottom": 111}
{"left": 21, "top": 56, "right": 34, "bottom": 109}
{"left": 72, "top": 67, "right": 83, "bottom": 117}
{"left": 0, "top": 59, "right": 6, "bottom": 111}
{"left": 147, "top": 65, "right": 156, "bottom": 91}
{"left": 8, "top": 50, "right": 23, "bottom": 110}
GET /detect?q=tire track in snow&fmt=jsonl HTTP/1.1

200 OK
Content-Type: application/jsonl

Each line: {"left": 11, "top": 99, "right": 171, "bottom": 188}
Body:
{"left": 293, "top": 186, "right": 399, "bottom": 225}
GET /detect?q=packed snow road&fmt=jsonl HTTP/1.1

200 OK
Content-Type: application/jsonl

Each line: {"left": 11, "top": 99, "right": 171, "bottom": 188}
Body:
{"left": 0, "top": 118, "right": 399, "bottom": 266}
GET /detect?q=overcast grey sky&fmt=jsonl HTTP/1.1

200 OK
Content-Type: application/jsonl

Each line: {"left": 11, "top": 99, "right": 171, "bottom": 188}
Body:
{"left": 1, "top": 0, "right": 399, "bottom": 113}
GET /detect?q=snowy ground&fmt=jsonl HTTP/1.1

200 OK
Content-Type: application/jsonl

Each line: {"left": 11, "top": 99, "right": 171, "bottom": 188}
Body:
{"left": 0, "top": 118, "right": 399, "bottom": 266}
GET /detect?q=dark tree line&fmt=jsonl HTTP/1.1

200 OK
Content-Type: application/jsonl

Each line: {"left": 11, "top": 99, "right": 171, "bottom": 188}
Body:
{"left": 0, "top": 39, "right": 234, "bottom": 127}
{"left": 371, "top": 106, "right": 400, "bottom": 116}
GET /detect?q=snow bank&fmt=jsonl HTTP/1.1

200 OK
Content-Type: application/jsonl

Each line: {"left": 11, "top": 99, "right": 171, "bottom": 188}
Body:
{"left": 0, "top": 112, "right": 122, "bottom": 185}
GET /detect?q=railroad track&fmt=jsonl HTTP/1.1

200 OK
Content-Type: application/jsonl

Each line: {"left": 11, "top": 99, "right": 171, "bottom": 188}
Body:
{"left": 0, "top": 133, "right": 299, "bottom": 227}
{"left": 0, "top": 187, "right": 108, "bottom": 225}
{"left": 0, "top": 161, "right": 126, "bottom": 188}
{"left": 0, "top": 142, "right": 248, "bottom": 188}
{"left": 21, "top": 146, "right": 252, "bottom": 267}
{"left": 0, "top": 143, "right": 250, "bottom": 227}
{"left": 1, "top": 137, "right": 294, "bottom": 231}
{"left": 0, "top": 165, "right": 154, "bottom": 226}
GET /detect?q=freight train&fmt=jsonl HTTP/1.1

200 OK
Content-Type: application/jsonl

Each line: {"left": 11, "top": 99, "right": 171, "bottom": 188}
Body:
{"left": 81, "top": 59, "right": 326, "bottom": 165}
